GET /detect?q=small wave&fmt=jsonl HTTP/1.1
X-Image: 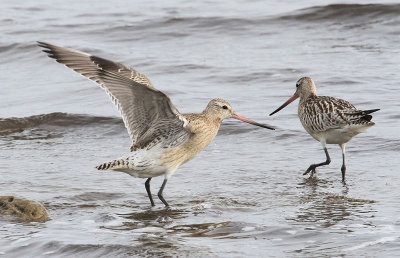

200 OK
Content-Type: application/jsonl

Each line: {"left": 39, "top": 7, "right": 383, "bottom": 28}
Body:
{"left": 71, "top": 192, "right": 125, "bottom": 202}
{"left": 149, "top": 16, "right": 254, "bottom": 30}
{"left": 12, "top": 6, "right": 43, "bottom": 12}
{"left": 215, "top": 68, "right": 307, "bottom": 84}
{"left": 0, "top": 43, "right": 19, "bottom": 53}
{"left": 343, "top": 236, "right": 398, "bottom": 251}
{"left": 105, "top": 16, "right": 258, "bottom": 35}
{"left": 0, "top": 112, "right": 122, "bottom": 136}
{"left": 277, "top": 4, "right": 400, "bottom": 22}
{"left": 0, "top": 42, "right": 38, "bottom": 55}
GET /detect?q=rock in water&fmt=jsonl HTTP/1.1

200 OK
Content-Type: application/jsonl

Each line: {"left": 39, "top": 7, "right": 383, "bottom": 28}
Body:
{"left": 0, "top": 196, "right": 50, "bottom": 222}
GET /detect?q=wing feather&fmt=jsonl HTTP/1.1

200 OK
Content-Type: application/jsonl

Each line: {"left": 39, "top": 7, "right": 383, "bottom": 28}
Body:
{"left": 300, "top": 96, "right": 375, "bottom": 132}
{"left": 38, "top": 42, "right": 192, "bottom": 149}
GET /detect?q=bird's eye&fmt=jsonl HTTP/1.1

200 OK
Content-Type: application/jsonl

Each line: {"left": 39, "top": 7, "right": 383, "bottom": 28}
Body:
{"left": 296, "top": 84, "right": 299, "bottom": 88}
{"left": 222, "top": 105, "right": 228, "bottom": 109}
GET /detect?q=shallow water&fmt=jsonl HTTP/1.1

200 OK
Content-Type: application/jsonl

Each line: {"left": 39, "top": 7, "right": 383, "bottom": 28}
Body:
{"left": 1, "top": 0, "right": 400, "bottom": 257}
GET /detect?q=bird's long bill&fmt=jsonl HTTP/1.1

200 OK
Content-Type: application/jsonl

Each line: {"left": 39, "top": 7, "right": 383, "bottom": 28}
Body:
{"left": 269, "top": 94, "right": 299, "bottom": 116}
{"left": 232, "top": 113, "right": 275, "bottom": 130}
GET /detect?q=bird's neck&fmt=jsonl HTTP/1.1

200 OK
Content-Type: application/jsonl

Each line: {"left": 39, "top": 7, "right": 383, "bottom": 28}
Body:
{"left": 300, "top": 92, "right": 317, "bottom": 103}
{"left": 183, "top": 113, "right": 222, "bottom": 134}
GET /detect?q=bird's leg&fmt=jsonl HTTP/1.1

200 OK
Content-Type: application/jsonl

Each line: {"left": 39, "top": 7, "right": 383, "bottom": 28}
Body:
{"left": 340, "top": 144, "right": 346, "bottom": 182}
{"left": 304, "top": 143, "right": 331, "bottom": 176}
{"left": 145, "top": 178, "right": 155, "bottom": 206}
{"left": 158, "top": 179, "right": 169, "bottom": 207}
{"left": 309, "top": 167, "right": 316, "bottom": 177}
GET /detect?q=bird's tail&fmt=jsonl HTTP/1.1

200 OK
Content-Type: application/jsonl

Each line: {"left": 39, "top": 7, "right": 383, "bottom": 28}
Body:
{"left": 345, "top": 108, "right": 380, "bottom": 122}
{"left": 96, "top": 158, "right": 130, "bottom": 170}
{"left": 361, "top": 109, "right": 380, "bottom": 122}
{"left": 363, "top": 109, "right": 380, "bottom": 115}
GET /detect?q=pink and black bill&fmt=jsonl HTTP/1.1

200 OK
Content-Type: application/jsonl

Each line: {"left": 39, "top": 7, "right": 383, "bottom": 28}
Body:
{"left": 269, "top": 94, "right": 299, "bottom": 116}
{"left": 232, "top": 113, "right": 275, "bottom": 130}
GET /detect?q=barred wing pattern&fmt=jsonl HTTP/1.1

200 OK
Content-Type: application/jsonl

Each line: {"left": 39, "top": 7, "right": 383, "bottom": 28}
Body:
{"left": 299, "top": 96, "right": 373, "bottom": 132}
{"left": 38, "top": 42, "right": 192, "bottom": 150}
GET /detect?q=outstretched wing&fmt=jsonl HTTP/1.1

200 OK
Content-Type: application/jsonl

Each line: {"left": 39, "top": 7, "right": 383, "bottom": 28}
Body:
{"left": 300, "top": 96, "right": 376, "bottom": 132}
{"left": 38, "top": 42, "right": 192, "bottom": 149}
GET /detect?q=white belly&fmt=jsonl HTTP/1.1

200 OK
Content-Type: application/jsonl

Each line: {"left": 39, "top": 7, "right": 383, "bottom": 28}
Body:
{"left": 307, "top": 124, "right": 374, "bottom": 145}
{"left": 111, "top": 148, "right": 169, "bottom": 178}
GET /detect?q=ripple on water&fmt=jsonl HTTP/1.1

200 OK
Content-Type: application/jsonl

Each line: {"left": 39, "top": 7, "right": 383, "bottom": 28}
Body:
{"left": 289, "top": 190, "right": 376, "bottom": 228}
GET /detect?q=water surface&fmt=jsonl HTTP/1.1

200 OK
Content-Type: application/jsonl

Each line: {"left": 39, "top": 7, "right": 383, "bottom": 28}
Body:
{"left": 1, "top": 0, "right": 400, "bottom": 256}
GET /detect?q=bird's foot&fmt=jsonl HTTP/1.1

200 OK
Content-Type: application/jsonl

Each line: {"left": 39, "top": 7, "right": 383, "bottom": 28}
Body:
{"left": 309, "top": 168, "right": 316, "bottom": 178}
{"left": 303, "top": 166, "right": 316, "bottom": 176}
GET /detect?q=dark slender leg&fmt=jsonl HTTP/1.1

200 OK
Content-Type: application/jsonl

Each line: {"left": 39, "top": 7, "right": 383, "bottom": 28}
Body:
{"left": 304, "top": 145, "right": 331, "bottom": 176}
{"left": 340, "top": 144, "right": 346, "bottom": 182}
{"left": 341, "top": 154, "right": 346, "bottom": 182}
{"left": 157, "top": 179, "right": 169, "bottom": 207}
{"left": 145, "top": 178, "right": 155, "bottom": 206}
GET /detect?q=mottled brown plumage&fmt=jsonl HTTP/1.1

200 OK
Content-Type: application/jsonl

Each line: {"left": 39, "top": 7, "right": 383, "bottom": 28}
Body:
{"left": 270, "top": 77, "right": 379, "bottom": 181}
{"left": 299, "top": 96, "right": 375, "bottom": 136}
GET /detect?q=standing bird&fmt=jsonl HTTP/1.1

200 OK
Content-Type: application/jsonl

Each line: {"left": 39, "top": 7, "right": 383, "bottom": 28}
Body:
{"left": 269, "top": 77, "right": 378, "bottom": 182}
{"left": 38, "top": 42, "right": 275, "bottom": 207}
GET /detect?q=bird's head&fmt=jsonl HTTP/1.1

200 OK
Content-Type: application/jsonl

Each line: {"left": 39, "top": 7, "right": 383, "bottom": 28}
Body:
{"left": 204, "top": 98, "right": 274, "bottom": 130}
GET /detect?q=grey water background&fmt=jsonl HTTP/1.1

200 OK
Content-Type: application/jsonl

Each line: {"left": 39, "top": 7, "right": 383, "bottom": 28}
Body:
{"left": 1, "top": 0, "right": 400, "bottom": 256}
